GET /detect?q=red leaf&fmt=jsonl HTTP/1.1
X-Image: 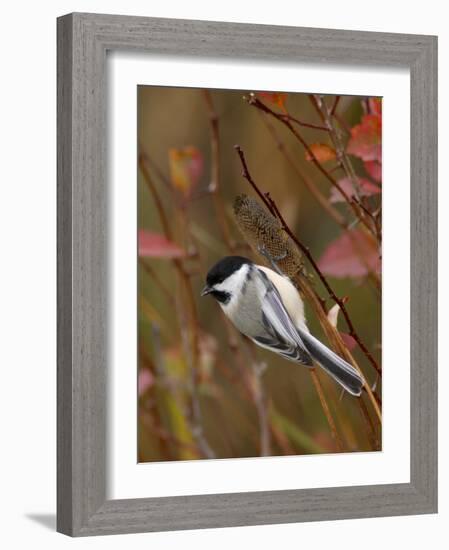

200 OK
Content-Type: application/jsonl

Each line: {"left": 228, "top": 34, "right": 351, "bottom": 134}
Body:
{"left": 257, "top": 91, "right": 288, "bottom": 112}
{"left": 364, "top": 160, "right": 382, "bottom": 183}
{"left": 138, "top": 230, "right": 186, "bottom": 258}
{"left": 368, "top": 97, "right": 382, "bottom": 116}
{"left": 168, "top": 146, "right": 203, "bottom": 197}
{"left": 318, "top": 229, "right": 381, "bottom": 278}
{"left": 305, "top": 143, "right": 336, "bottom": 163}
{"left": 347, "top": 114, "right": 382, "bottom": 162}
{"left": 329, "top": 177, "right": 381, "bottom": 203}
{"left": 340, "top": 332, "right": 357, "bottom": 351}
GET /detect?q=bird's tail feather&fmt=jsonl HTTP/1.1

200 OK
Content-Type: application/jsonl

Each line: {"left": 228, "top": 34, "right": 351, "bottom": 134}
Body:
{"left": 297, "top": 329, "right": 364, "bottom": 396}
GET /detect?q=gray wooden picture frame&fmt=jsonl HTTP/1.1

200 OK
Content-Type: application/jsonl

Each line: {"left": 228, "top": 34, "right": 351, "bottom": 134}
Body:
{"left": 57, "top": 12, "right": 438, "bottom": 537}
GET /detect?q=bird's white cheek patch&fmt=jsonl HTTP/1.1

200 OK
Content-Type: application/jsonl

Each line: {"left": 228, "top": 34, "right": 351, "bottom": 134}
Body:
{"left": 214, "top": 265, "right": 249, "bottom": 295}
{"left": 220, "top": 295, "right": 238, "bottom": 317}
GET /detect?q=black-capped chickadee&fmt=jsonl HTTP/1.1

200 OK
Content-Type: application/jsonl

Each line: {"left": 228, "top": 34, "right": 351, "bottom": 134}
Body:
{"left": 201, "top": 256, "right": 364, "bottom": 396}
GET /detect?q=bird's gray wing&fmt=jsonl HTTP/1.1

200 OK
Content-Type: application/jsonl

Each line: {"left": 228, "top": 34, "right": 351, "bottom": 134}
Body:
{"left": 253, "top": 271, "right": 313, "bottom": 366}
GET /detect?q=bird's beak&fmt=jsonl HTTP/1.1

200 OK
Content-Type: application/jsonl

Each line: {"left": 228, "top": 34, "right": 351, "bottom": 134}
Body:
{"left": 201, "top": 285, "right": 213, "bottom": 297}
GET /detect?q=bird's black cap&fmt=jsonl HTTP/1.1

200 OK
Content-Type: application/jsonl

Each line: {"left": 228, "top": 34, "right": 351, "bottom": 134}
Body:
{"left": 205, "top": 256, "right": 252, "bottom": 287}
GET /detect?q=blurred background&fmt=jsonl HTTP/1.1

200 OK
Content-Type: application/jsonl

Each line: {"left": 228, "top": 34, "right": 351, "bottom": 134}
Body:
{"left": 137, "top": 86, "right": 382, "bottom": 462}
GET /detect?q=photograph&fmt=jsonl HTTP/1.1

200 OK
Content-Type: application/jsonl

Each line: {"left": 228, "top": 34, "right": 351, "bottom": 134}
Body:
{"left": 0, "top": 2, "right": 439, "bottom": 543}
{"left": 137, "top": 86, "right": 382, "bottom": 462}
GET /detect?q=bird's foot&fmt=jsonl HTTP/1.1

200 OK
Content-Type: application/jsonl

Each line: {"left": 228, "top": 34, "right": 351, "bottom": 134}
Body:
{"left": 257, "top": 245, "right": 287, "bottom": 275}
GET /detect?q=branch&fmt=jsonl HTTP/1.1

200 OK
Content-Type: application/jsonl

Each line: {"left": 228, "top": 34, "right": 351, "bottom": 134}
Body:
{"left": 176, "top": 296, "right": 216, "bottom": 460}
{"left": 234, "top": 146, "right": 382, "bottom": 424}
{"left": 266, "top": 194, "right": 381, "bottom": 378}
{"left": 235, "top": 137, "right": 381, "bottom": 377}
{"left": 200, "top": 95, "right": 274, "bottom": 455}
{"left": 235, "top": 145, "right": 271, "bottom": 209}
{"left": 139, "top": 157, "right": 216, "bottom": 458}
{"left": 246, "top": 95, "right": 353, "bottom": 204}
{"left": 309, "top": 369, "right": 344, "bottom": 451}
{"left": 202, "top": 90, "right": 236, "bottom": 251}
{"left": 310, "top": 94, "right": 362, "bottom": 200}
{"left": 257, "top": 111, "right": 349, "bottom": 229}
{"left": 139, "top": 259, "right": 176, "bottom": 308}
{"left": 331, "top": 95, "right": 341, "bottom": 115}
{"left": 279, "top": 113, "right": 329, "bottom": 131}
{"left": 246, "top": 95, "right": 378, "bottom": 242}
{"left": 138, "top": 153, "right": 172, "bottom": 238}
{"left": 333, "top": 112, "right": 352, "bottom": 134}
{"left": 257, "top": 111, "right": 381, "bottom": 291}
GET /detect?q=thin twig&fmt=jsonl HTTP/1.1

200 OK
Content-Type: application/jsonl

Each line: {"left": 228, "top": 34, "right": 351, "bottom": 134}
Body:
{"left": 202, "top": 90, "right": 236, "bottom": 251}
{"left": 269, "top": 197, "right": 382, "bottom": 378}
{"left": 202, "top": 98, "right": 274, "bottom": 455}
{"left": 139, "top": 153, "right": 172, "bottom": 238}
{"left": 258, "top": 112, "right": 349, "bottom": 229}
{"left": 235, "top": 145, "right": 381, "bottom": 378}
{"left": 203, "top": 90, "right": 271, "bottom": 456}
{"left": 279, "top": 113, "right": 329, "bottom": 131}
{"left": 246, "top": 96, "right": 352, "bottom": 203}
{"left": 333, "top": 112, "right": 352, "bottom": 135}
{"left": 301, "top": 279, "right": 382, "bottom": 430}
{"left": 234, "top": 145, "right": 382, "bottom": 424}
{"left": 223, "top": 314, "right": 282, "bottom": 454}
{"left": 310, "top": 369, "right": 344, "bottom": 451}
{"left": 353, "top": 198, "right": 382, "bottom": 245}
{"left": 310, "top": 94, "right": 362, "bottom": 201}
{"left": 331, "top": 95, "right": 341, "bottom": 115}
{"left": 140, "top": 412, "right": 203, "bottom": 457}
{"left": 139, "top": 259, "right": 176, "bottom": 307}
{"left": 176, "top": 293, "right": 216, "bottom": 459}
{"left": 258, "top": 110, "right": 381, "bottom": 293}
{"left": 139, "top": 146, "right": 173, "bottom": 191}
{"left": 311, "top": 95, "right": 381, "bottom": 248}
{"left": 140, "top": 146, "right": 213, "bottom": 206}
{"left": 139, "top": 159, "right": 216, "bottom": 458}
{"left": 246, "top": 95, "right": 377, "bottom": 239}
{"left": 310, "top": 95, "right": 382, "bottom": 281}
{"left": 139, "top": 340, "right": 176, "bottom": 460}
{"left": 358, "top": 392, "right": 380, "bottom": 449}
{"left": 235, "top": 149, "right": 349, "bottom": 443}
{"left": 238, "top": 336, "right": 273, "bottom": 456}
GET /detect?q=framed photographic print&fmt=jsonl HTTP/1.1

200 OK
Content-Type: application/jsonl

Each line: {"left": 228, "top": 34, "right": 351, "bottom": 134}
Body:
{"left": 57, "top": 13, "right": 437, "bottom": 536}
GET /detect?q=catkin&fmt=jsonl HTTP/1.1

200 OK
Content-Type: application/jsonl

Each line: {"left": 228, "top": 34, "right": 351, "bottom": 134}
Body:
{"left": 233, "top": 194, "right": 304, "bottom": 280}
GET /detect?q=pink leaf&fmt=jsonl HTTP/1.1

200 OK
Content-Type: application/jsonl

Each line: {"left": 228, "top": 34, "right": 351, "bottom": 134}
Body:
{"left": 138, "top": 230, "right": 186, "bottom": 259}
{"left": 138, "top": 369, "right": 154, "bottom": 396}
{"left": 168, "top": 146, "right": 203, "bottom": 197}
{"left": 318, "top": 229, "right": 381, "bottom": 278}
{"left": 330, "top": 177, "right": 381, "bottom": 203}
{"left": 340, "top": 332, "right": 357, "bottom": 351}
{"left": 364, "top": 160, "right": 382, "bottom": 183}
{"left": 347, "top": 114, "right": 382, "bottom": 162}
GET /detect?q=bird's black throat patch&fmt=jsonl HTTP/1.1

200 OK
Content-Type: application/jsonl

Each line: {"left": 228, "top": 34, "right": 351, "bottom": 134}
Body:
{"left": 210, "top": 289, "right": 231, "bottom": 304}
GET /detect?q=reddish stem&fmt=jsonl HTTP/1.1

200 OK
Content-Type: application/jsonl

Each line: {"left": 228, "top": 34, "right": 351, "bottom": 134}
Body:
{"left": 234, "top": 145, "right": 382, "bottom": 378}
